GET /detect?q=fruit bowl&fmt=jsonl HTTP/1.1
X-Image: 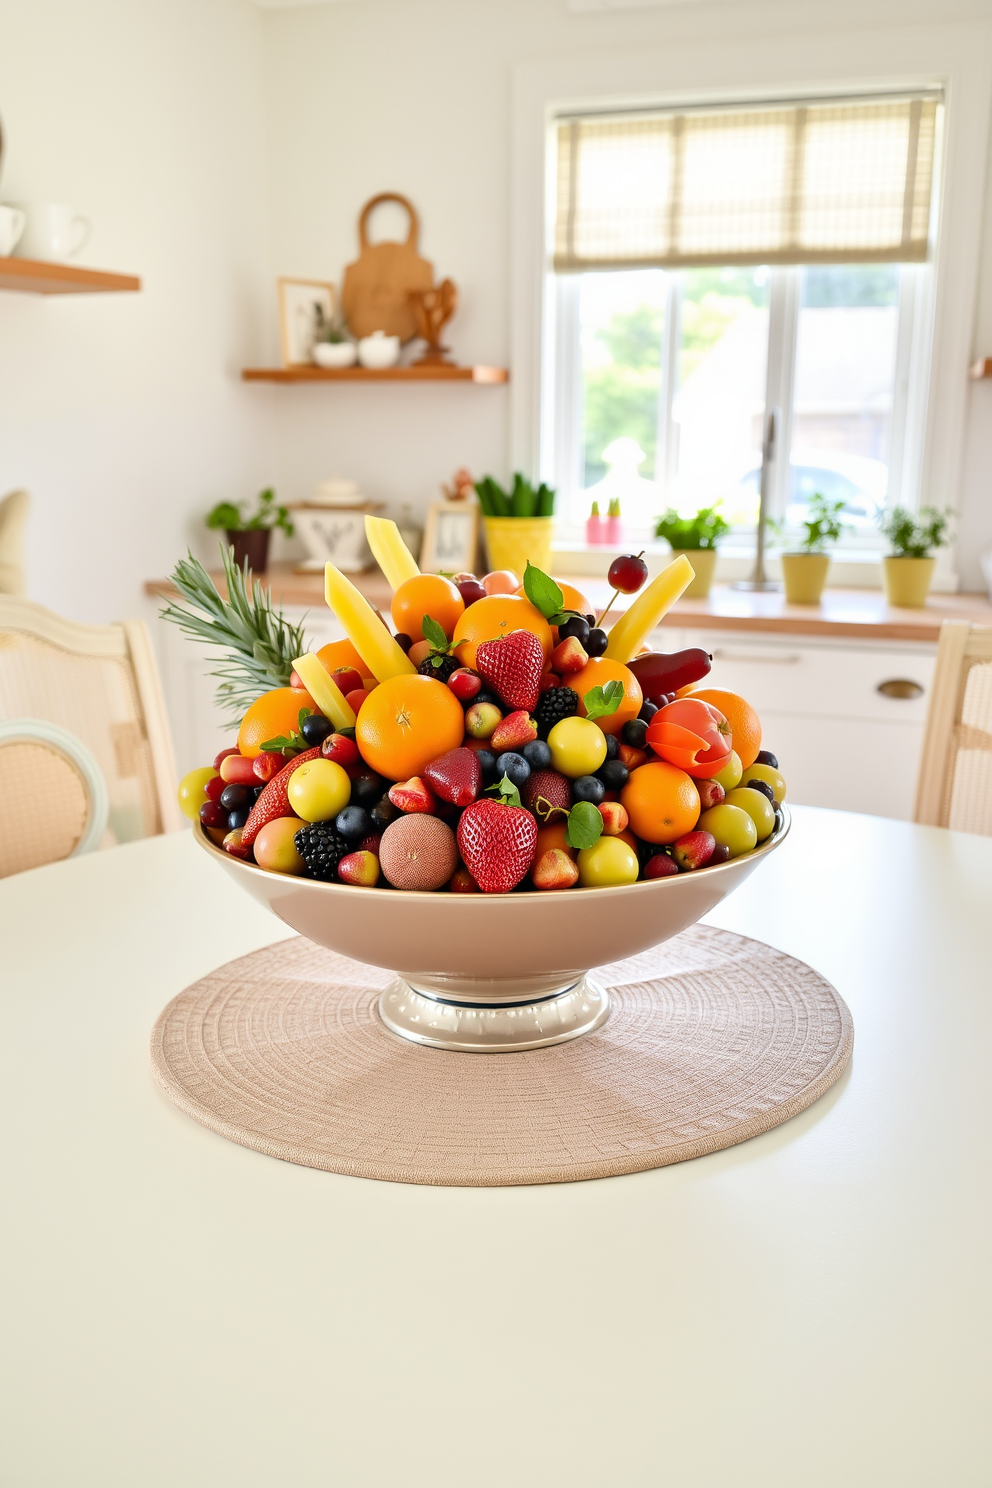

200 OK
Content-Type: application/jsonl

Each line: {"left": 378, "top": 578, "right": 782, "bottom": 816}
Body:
{"left": 195, "top": 808, "right": 790, "bottom": 1052}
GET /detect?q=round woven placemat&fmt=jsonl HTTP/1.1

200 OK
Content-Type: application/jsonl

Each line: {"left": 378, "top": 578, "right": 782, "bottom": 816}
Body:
{"left": 151, "top": 926, "right": 852, "bottom": 1187}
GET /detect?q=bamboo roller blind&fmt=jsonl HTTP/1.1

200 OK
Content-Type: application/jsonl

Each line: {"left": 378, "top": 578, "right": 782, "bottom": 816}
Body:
{"left": 554, "top": 94, "right": 940, "bottom": 271}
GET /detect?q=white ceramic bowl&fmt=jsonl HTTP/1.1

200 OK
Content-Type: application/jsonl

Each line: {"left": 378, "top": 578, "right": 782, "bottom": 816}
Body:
{"left": 357, "top": 331, "right": 401, "bottom": 369}
{"left": 197, "top": 811, "right": 790, "bottom": 1052}
{"left": 313, "top": 341, "right": 357, "bottom": 368}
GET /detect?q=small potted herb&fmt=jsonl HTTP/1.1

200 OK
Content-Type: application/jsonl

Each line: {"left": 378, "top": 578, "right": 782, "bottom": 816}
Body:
{"left": 654, "top": 506, "right": 730, "bottom": 598}
{"left": 780, "top": 493, "right": 847, "bottom": 604}
{"left": 474, "top": 474, "right": 556, "bottom": 575}
{"left": 313, "top": 312, "right": 357, "bottom": 369}
{"left": 205, "top": 488, "right": 294, "bottom": 574}
{"left": 879, "top": 505, "right": 953, "bottom": 607}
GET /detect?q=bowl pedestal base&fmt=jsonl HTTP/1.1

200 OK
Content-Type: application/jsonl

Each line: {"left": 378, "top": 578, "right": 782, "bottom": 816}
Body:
{"left": 378, "top": 976, "right": 610, "bottom": 1052}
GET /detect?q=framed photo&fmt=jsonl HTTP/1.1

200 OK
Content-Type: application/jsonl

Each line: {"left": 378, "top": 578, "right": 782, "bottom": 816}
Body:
{"left": 421, "top": 502, "right": 479, "bottom": 575}
{"left": 278, "top": 278, "right": 337, "bottom": 368}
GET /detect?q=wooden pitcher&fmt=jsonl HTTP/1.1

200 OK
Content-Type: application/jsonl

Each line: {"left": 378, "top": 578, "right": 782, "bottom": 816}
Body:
{"left": 341, "top": 193, "right": 434, "bottom": 343}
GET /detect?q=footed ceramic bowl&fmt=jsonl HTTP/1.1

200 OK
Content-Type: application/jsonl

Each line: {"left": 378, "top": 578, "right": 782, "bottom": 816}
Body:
{"left": 196, "top": 811, "right": 789, "bottom": 1052}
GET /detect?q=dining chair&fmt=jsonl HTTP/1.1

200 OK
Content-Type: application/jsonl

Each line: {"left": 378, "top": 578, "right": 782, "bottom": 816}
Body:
{"left": 0, "top": 718, "right": 110, "bottom": 878}
{"left": 914, "top": 621, "right": 992, "bottom": 836}
{"left": 0, "top": 489, "right": 29, "bottom": 596}
{"left": 0, "top": 596, "right": 182, "bottom": 847}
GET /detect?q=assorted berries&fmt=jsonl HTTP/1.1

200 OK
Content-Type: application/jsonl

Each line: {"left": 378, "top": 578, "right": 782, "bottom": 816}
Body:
{"left": 177, "top": 559, "right": 787, "bottom": 894}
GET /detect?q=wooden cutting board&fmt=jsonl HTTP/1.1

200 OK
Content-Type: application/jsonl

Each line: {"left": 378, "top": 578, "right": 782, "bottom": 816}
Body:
{"left": 341, "top": 193, "right": 435, "bottom": 343}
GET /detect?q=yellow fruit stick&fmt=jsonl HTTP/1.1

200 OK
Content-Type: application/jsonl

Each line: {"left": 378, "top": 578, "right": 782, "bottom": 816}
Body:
{"left": 603, "top": 554, "right": 695, "bottom": 663}
{"left": 324, "top": 562, "right": 416, "bottom": 683}
{"left": 365, "top": 515, "right": 420, "bottom": 591}
{"left": 292, "top": 652, "right": 357, "bottom": 732}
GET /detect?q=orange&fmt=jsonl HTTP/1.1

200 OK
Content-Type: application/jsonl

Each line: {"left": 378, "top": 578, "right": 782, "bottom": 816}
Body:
{"left": 451, "top": 594, "right": 553, "bottom": 670}
{"left": 238, "top": 687, "right": 315, "bottom": 758}
{"left": 621, "top": 761, "right": 700, "bottom": 844}
{"left": 689, "top": 689, "right": 762, "bottom": 769}
{"left": 536, "top": 820, "right": 577, "bottom": 861}
{"left": 567, "top": 658, "right": 642, "bottom": 737}
{"left": 316, "top": 638, "right": 374, "bottom": 683}
{"left": 355, "top": 674, "right": 465, "bottom": 781}
{"left": 390, "top": 574, "right": 464, "bottom": 644}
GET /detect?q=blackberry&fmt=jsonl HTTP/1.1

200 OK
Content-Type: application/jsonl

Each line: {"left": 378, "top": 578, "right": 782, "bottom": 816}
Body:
{"left": 294, "top": 822, "right": 350, "bottom": 881}
{"left": 533, "top": 686, "right": 579, "bottom": 739}
{"left": 418, "top": 654, "right": 461, "bottom": 684}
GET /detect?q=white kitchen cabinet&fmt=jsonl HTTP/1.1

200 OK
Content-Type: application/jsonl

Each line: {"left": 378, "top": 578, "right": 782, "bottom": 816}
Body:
{"left": 658, "top": 627, "right": 935, "bottom": 820}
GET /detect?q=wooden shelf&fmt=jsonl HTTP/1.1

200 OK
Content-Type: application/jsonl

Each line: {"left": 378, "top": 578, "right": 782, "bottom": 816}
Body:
{"left": 970, "top": 357, "right": 992, "bottom": 379}
{"left": 0, "top": 257, "right": 141, "bottom": 295}
{"left": 242, "top": 364, "right": 508, "bottom": 384}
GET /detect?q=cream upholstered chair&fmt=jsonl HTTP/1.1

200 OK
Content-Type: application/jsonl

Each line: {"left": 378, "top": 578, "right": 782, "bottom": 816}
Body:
{"left": 0, "top": 489, "right": 30, "bottom": 596}
{"left": 0, "top": 596, "right": 181, "bottom": 851}
{"left": 915, "top": 621, "right": 992, "bottom": 837}
{"left": 0, "top": 719, "right": 110, "bottom": 878}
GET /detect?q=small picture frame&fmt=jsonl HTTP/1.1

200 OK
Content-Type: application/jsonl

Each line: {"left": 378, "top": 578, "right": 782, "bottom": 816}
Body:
{"left": 421, "top": 502, "right": 479, "bottom": 575}
{"left": 278, "top": 278, "right": 337, "bottom": 368}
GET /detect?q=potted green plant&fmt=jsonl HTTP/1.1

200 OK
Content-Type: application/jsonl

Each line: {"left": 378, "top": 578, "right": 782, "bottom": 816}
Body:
{"left": 879, "top": 505, "right": 952, "bottom": 608}
{"left": 779, "top": 493, "right": 847, "bottom": 604}
{"left": 205, "top": 488, "right": 294, "bottom": 574}
{"left": 654, "top": 506, "right": 730, "bottom": 598}
{"left": 474, "top": 474, "right": 555, "bottom": 575}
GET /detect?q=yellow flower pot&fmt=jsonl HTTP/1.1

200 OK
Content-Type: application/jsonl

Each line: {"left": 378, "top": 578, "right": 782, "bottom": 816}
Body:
{"left": 669, "top": 547, "right": 716, "bottom": 599}
{"left": 483, "top": 516, "right": 553, "bottom": 578}
{"left": 781, "top": 552, "right": 830, "bottom": 605}
{"left": 882, "top": 555, "right": 935, "bottom": 608}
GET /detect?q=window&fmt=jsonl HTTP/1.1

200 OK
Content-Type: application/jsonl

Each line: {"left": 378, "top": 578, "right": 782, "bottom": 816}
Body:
{"left": 547, "top": 93, "right": 942, "bottom": 544}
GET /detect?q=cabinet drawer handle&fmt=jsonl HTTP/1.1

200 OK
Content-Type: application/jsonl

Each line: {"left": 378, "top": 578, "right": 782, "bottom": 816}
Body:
{"left": 876, "top": 678, "right": 924, "bottom": 700}
{"left": 711, "top": 649, "right": 801, "bottom": 665}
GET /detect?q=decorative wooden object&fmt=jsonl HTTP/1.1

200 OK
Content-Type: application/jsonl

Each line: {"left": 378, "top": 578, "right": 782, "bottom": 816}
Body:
{"left": 341, "top": 193, "right": 434, "bottom": 343}
{"left": 411, "top": 278, "right": 457, "bottom": 366}
{"left": 969, "top": 357, "right": 992, "bottom": 379}
{"left": 0, "top": 257, "right": 140, "bottom": 295}
{"left": 240, "top": 365, "right": 507, "bottom": 383}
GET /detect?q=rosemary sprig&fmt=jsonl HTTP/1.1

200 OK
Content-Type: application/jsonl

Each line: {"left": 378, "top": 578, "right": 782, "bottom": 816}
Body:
{"left": 160, "top": 546, "right": 308, "bottom": 718}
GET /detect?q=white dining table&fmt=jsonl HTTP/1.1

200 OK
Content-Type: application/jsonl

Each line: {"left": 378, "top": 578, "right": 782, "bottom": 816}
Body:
{"left": 1, "top": 805, "right": 990, "bottom": 1487}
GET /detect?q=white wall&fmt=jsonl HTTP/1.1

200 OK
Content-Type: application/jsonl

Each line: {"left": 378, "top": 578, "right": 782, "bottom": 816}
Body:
{"left": 259, "top": 0, "right": 992, "bottom": 589}
{"left": 0, "top": 0, "right": 273, "bottom": 623}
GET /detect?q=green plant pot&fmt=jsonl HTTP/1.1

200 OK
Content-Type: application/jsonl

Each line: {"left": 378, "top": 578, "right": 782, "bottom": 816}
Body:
{"left": 669, "top": 547, "right": 717, "bottom": 598}
{"left": 882, "top": 555, "right": 935, "bottom": 608}
{"left": 483, "top": 517, "right": 553, "bottom": 577}
{"left": 781, "top": 552, "right": 830, "bottom": 605}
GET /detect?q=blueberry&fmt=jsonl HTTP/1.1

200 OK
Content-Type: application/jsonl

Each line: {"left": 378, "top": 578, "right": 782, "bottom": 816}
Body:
{"left": 638, "top": 700, "right": 659, "bottom": 723}
{"left": 219, "top": 783, "right": 251, "bottom": 811}
{"left": 584, "top": 613, "right": 596, "bottom": 626}
{"left": 474, "top": 687, "right": 500, "bottom": 708}
{"left": 572, "top": 775, "right": 606, "bottom": 805}
{"left": 745, "top": 778, "right": 776, "bottom": 805}
{"left": 370, "top": 795, "right": 397, "bottom": 830}
{"left": 756, "top": 749, "right": 779, "bottom": 769}
{"left": 584, "top": 627, "right": 608, "bottom": 657}
{"left": 773, "top": 809, "right": 784, "bottom": 834}
{"left": 604, "top": 732, "right": 619, "bottom": 759}
{"left": 252, "top": 784, "right": 265, "bottom": 800}
{"left": 559, "top": 615, "right": 590, "bottom": 646}
{"left": 495, "top": 752, "right": 531, "bottom": 788}
{"left": 336, "top": 805, "right": 372, "bottom": 839}
{"left": 622, "top": 718, "right": 648, "bottom": 749}
{"left": 300, "top": 712, "right": 332, "bottom": 746}
{"left": 351, "top": 771, "right": 385, "bottom": 807}
{"left": 522, "top": 739, "right": 552, "bottom": 770}
{"left": 227, "top": 805, "right": 251, "bottom": 830}
{"left": 475, "top": 749, "right": 498, "bottom": 779}
{"left": 597, "top": 759, "right": 629, "bottom": 791}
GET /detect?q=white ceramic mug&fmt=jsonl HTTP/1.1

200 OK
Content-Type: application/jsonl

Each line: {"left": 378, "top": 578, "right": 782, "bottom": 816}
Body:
{"left": 0, "top": 204, "right": 26, "bottom": 257}
{"left": 17, "top": 202, "right": 90, "bottom": 262}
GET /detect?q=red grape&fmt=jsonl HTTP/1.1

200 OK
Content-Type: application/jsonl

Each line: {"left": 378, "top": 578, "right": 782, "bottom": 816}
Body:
{"left": 608, "top": 553, "right": 648, "bottom": 593}
{"left": 457, "top": 579, "right": 487, "bottom": 606}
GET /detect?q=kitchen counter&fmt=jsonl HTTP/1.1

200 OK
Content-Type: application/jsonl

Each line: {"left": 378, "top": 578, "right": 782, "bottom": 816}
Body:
{"left": 146, "top": 565, "right": 992, "bottom": 644}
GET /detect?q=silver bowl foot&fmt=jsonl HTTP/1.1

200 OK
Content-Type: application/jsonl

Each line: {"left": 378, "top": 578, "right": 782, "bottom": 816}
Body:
{"left": 378, "top": 977, "right": 610, "bottom": 1053}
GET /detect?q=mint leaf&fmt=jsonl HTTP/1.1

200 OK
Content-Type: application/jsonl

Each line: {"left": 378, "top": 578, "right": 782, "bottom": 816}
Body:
{"left": 522, "top": 561, "right": 564, "bottom": 621}
{"left": 565, "top": 800, "right": 604, "bottom": 850}
{"left": 486, "top": 773, "right": 523, "bottom": 808}
{"left": 582, "top": 679, "right": 623, "bottom": 720}
{"left": 421, "top": 614, "right": 451, "bottom": 654}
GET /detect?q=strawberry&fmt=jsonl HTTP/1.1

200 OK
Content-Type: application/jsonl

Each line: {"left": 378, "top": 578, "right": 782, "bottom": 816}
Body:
{"left": 388, "top": 776, "right": 436, "bottom": 813}
{"left": 523, "top": 768, "right": 571, "bottom": 822}
{"left": 532, "top": 848, "right": 579, "bottom": 891}
{"left": 239, "top": 746, "right": 320, "bottom": 848}
{"left": 490, "top": 710, "right": 538, "bottom": 753}
{"left": 476, "top": 629, "right": 544, "bottom": 712}
{"left": 423, "top": 746, "right": 482, "bottom": 806}
{"left": 456, "top": 781, "right": 538, "bottom": 894}
{"left": 551, "top": 636, "right": 588, "bottom": 674}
